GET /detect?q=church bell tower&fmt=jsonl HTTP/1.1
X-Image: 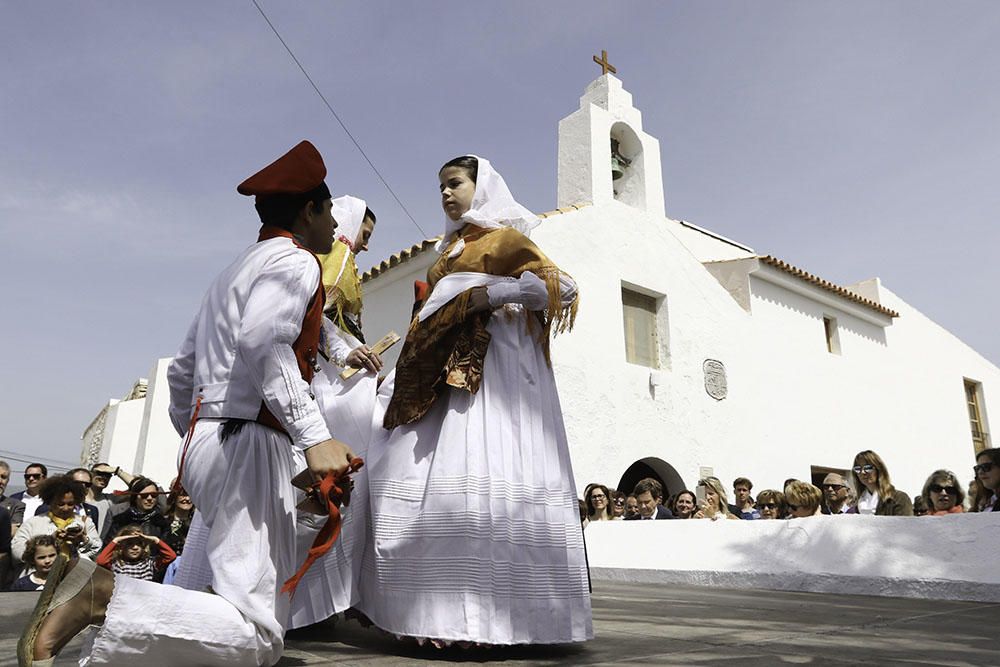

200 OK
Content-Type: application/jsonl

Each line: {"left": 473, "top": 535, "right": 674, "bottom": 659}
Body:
{"left": 557, "top": 54, "right": 665, "bottom": 217}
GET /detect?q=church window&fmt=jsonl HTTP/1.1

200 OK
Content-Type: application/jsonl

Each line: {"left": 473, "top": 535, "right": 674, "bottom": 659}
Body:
{"left": 823, "top": 316, "right": 841, "bottom": 355}
{"left": 965, "top": 379, "right": 988, "bottom": 453}
{"left": 622, "top": 286, "right": 660, "bottom": 368}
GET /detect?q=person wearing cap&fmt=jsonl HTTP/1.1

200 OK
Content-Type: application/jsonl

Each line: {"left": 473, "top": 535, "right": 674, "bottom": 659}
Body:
{"left": 20, "top": 141, "right": 357, "bottom": 666}
{"left": 287, "top": 195, "right": 382, "bottom": 629}
{"left": 820, "top": 472, "right": 853, "bottom": 514}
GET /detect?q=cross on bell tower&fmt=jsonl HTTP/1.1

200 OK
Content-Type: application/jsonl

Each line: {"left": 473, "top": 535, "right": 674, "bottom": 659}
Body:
{"left": 593, "top": 50, "right": 617, "bottom": 76}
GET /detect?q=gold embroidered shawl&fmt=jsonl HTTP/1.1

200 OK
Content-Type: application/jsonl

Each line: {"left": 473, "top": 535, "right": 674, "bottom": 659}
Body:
{"left": 316, "top": 240, "right": 363, "bottom": 338}
{"left": 383, "top": 226, "right": 577, "bottom": 429}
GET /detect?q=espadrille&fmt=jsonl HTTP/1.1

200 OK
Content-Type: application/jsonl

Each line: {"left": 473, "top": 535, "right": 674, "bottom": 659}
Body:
{"left": 17, "top": 555, "right": 97, "bottom": 667}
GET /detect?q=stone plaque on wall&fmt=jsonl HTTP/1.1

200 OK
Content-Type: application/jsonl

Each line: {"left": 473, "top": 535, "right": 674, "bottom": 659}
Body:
{"left": 703, "top": 359, "right": 727, "bottom": 400}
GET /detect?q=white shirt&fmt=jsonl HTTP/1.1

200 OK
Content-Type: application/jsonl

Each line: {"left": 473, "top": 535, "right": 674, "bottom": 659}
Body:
{"left": 167, "top": 236, "right": 332, "bottom": 449}
{"left": 21, "top": 493, "right": 42, "bottom": 521}
{"left": 857, "top": 489, "right": 879, "bottom": 515}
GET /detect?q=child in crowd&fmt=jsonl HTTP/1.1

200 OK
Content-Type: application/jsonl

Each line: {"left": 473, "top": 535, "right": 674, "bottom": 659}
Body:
{"left": 96, "top": 524, "right": 177, "bottom": 582}
{"left": 8, "top": 535, "right": 58, "bottom": 591}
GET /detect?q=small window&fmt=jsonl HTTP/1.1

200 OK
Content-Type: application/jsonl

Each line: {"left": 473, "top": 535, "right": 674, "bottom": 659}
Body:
{"left": 823, "top": 316, "right": 841, "bottom": 355}
{"left": 965, "top": 379, "right": 988, "bottom": 453}
{"left": 622, "top": 287, "right": 659, "bottom": 368}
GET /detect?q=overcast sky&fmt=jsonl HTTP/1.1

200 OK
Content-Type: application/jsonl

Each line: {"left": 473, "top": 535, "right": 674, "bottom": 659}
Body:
{"left": 2, "top": 1, "right": 998, "bottom": 476}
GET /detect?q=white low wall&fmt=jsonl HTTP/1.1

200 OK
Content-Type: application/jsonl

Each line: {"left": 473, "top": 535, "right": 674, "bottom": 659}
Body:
{"left": 585, "top": 513, "right": 1000, "bottom": 603}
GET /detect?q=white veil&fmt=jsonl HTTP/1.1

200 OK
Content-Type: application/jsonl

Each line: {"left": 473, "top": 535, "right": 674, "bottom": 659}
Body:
{"left": 330, "top": 195, "right": 368, "bottom": 250}
{"left": 438, "top": 155, "right": 539, "bottom": 250}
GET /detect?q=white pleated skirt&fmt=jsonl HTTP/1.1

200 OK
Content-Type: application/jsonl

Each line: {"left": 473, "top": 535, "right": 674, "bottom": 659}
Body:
{"left": 288, "top": 356, "right": 376, "bottom": 628}
{"left": 359, "top": 308, "right": 593, "bottom": 644}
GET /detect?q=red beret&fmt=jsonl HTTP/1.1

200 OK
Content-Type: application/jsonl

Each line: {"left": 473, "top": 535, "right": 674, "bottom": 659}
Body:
{"left": 237, "top": 140, "right": 328, "bottom": 197}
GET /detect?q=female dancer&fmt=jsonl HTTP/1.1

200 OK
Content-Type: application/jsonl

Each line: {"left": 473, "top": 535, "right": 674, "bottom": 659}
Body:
{"left": 289, "top": 196, "right": 381, "bottom": 629}
{"left": 360, "top": 156, "right": 592, "bottom": 645}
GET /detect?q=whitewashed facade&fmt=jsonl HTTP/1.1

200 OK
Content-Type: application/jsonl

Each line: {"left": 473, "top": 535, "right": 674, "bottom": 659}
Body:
{"left": 83, "top": 74, "right": 999, "bottom": 503}
{"left": 353, "top": 74, "right": 1000, "bottom": 501}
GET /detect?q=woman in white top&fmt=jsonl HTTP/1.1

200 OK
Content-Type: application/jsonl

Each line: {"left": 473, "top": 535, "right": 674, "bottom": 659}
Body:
{"left": 850, "top": 450, "right": 913, "bottom": 516}
{"left": 11, "top": 476, "right": 101, "bottom": 566}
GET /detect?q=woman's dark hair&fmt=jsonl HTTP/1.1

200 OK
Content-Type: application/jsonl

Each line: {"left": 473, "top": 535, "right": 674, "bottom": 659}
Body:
{"left": 363, "top": 206, "right": 377, "bottom": 224}
{"left": 128, "top": 476, "right": 159, "bottom": 508}
{"left": 39, "top": 475, "right": 86, "bottom": 505}
{"left": 977, "top": 447, "right": 1000, "bottom": 467}
{"left": 24, "top": 534, "right": 57, "bottom": 564}
{"left": 670, "top": 489, "right": 697, "bottom": 516}
{"left": 584, "top": 483, "right": 612, "bottom": 519}
{"left": 165, "top": 487, "right": 193, "bottom": 517}
{"left": 439, "top": 155, "right": 478, "bottom": 183}
{"left": 254, "top": 188, "right": 329, "bottom": 230}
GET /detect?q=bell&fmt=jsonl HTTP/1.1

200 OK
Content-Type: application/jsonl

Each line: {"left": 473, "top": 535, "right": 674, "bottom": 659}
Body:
{"left": 611, "top": 155, "right": 625, "bottom": 181}
{"left": 610, "top": 138, "right": 630, "bottom": 181}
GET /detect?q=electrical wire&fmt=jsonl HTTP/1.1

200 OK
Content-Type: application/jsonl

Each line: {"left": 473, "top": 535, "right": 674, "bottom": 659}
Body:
{"left": 251, "top": 0, "right": 429, "bottom": 238}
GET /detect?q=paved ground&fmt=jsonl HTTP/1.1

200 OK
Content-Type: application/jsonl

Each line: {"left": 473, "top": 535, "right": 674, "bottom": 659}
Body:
{"left": 3, "top": 580, "right": 1000, "bottom": 666}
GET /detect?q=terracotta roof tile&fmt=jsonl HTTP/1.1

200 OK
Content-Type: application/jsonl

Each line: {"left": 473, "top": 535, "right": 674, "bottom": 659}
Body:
{"left": 758, "top": 255, "right": 899, "bottom": 318}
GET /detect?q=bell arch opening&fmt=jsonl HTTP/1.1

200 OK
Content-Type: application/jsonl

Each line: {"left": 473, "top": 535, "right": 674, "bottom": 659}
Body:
{"left": 610, "top": 121, "right": 645, "bottom": 210}
{"left": 617, "top": 457, "right": 686, "bottom": 502}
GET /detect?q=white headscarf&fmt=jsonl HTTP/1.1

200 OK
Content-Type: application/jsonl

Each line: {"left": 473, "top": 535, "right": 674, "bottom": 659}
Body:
{"left": 438, "top": 156, "right": 540, "bottom": 250}
{"left": 330, "top": 195, "right": 368, "bottom": 251}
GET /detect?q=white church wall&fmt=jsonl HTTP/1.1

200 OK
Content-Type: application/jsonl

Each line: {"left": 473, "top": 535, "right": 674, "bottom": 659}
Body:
{"left": 131, "top": 358, "right": 182, "bottom": 487}
{"left": 585, "top": 513, "right": 1000, "bottom": 603}
{"left": 531, "top": 200, "right": 754, "bottom": 493}
{"left": 360, "top": 251, "right": 437, "bottom": 371}
{"left": 99, "top": 397, "right": 145, "bottom": 492}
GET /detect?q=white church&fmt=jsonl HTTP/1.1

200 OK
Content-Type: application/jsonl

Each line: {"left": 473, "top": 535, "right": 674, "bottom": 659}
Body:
{"left": 82, "top": 71, "right": 999, "bottom": 505}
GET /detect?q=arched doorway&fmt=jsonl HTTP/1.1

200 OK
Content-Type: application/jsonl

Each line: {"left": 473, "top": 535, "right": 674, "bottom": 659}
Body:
{"left": 617, "top": 457, "right": 686, "bottom": 502}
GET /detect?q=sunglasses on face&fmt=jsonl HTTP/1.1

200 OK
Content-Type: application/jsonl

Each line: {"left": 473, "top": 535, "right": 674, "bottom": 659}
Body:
{"left": 137, "top": 492, "right": 159, "bottom": 500}
{"left": 852, "top": 465, "right": 876, "bottom": 474}
{"left": 758, "top": 503, "right": 779, "bottom": 509}
{"left": 24, "top": 473, "right": 43, "bottom": 480}
{"left": 973, "top": 462, "right": 995, "bottom": 475}
{"left": 613, "top": 499, "right": 625, "bottom": 506}
{"left": 823, "top": 484, "right": 845, "bottom": 490}
{"left": 929, "top": 484, "right": 957, "bottom": 495}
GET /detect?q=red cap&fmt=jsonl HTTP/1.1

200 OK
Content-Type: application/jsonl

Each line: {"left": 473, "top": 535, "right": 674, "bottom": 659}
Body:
{"left": 238, "top": 140, "right": 328, "bottom": 197}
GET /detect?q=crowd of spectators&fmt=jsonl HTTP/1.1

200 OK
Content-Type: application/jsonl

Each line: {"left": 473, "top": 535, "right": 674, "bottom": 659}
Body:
{"left": 581, "top": 447, "right": 1000, "bottom": 525}
{"left": 0, "top": 459, "right": 194, "bottom": 590}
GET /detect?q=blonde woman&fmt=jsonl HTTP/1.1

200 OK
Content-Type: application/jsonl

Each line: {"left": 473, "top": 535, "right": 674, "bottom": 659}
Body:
{"left": 784, "top": 482, "right": 823, "bottom": 518}
{"left": 851, "top": 450, "right": 913, "bottom": 516}
{"left": 694, "top": 477, "right": 738, "bottom": 520}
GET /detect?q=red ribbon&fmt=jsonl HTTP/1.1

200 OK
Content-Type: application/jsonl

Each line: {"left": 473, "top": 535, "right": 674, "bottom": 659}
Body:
{"left": 172, "top": 395, "right": 203, "bottom": 495}
{"left": 281, "top": 456, "right": 364, "bottom": 597}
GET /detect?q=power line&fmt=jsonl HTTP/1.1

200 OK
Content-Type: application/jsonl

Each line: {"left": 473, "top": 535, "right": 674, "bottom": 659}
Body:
{"left": 251, "top": 0, "right": 430, "bottom": 239}
{"left": 0, "top": 454, "right": 74, "bottom": 473}
{"left": 0, "top": 449, "right": 78, "bottom": 468}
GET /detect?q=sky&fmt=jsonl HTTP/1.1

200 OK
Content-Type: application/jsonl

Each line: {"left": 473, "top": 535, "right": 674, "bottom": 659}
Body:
{"left": 2, "top": 1, "right": 999, "bottom": 478}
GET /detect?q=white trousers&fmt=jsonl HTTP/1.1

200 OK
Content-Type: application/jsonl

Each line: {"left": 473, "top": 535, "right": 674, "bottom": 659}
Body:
{"left": 83, "top": 420, "right": 300, "bottom": 666}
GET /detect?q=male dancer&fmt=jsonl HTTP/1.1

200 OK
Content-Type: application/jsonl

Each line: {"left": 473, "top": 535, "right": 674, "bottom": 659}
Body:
{"left": 19, "top": 140, "right": 355, "bottom": 666}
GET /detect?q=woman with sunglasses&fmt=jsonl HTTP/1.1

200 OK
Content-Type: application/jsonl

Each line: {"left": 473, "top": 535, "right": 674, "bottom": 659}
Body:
{"left": 919, "top": 470, "right": 965, "bottom": 516}
{"left": 850, "top": 450, "right": 913, "bottom": 516}
{"left": 754, "top": 489, "right": 786, "bottom": 520}
{"left": 971, "top": 448, "right": 1000, "bottom": 512}
{"left": 107, "top": 477, "right": 170, "bottom": 547}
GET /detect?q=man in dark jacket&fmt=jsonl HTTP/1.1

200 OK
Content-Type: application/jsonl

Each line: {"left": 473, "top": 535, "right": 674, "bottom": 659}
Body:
{"left": 624, "top": 477, "right": 674, "bottom": 520}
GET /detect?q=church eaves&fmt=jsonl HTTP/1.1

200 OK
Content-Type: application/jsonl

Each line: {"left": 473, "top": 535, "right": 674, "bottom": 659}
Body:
{"left": 757, "top": 255, "right": 899, "bottom": 319}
